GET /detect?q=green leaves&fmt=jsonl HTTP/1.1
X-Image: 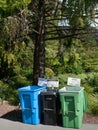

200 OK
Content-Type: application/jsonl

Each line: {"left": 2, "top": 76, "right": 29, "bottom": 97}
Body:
{"left": 0, "top": 0, "right": 31, "bottom": 17}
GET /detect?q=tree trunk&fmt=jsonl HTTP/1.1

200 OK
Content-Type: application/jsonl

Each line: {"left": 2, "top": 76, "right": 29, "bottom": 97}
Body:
{"left": 33, "top": 0, "right": 45, "bottom": 85}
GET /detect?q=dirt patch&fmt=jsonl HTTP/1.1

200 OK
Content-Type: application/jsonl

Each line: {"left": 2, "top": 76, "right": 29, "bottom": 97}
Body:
{"left": 83, "top": 113, "right": 98, "bottom": 124}
{"left": 0, "top": 100, "right": 22, "bottom": 121}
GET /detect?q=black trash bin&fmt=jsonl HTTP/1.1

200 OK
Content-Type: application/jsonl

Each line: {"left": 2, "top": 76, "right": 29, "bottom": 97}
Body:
{"left": 41, "top": 90, "right": 61, "bottom": 125}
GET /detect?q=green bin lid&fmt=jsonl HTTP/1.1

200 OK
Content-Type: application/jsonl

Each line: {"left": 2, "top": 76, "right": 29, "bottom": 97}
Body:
{"left": 59, "top": 86, "right": 84, "bottom": 94}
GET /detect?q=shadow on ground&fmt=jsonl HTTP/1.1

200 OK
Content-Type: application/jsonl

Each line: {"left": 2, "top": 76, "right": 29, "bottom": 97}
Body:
{"left": 0, "top": 110, "right": 22, "bottom": 122}
{"left": 0, "top": 109, "right": 62, "bottom": 126}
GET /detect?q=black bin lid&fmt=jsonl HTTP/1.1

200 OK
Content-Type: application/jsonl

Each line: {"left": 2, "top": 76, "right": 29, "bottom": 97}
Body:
{"left": 41, "top": 89, "right": 58, "bottom": 95}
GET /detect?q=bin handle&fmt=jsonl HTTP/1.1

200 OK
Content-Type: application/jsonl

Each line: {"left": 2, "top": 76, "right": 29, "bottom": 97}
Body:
{"left": 75, "top": 103, "right": 80, "bottom": 116}
{"left": 23, "top": 108, "right": 31, "bottom": 110}
{"left": 63, "top": 102, "right": 68, "bottom": 115}
{"left": 44, "top": 108, "right": 54, "bottom": 111}
{"left": 32, "top": 108, "right": 36, "bottom": 113}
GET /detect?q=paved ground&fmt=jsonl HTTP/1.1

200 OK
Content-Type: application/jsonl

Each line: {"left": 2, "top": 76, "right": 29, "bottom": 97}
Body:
{"left": 0, "top": 118, "right": 98, "bottom": 130}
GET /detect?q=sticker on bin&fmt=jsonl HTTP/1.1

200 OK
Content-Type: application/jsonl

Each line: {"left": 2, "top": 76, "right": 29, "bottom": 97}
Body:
{"left": 47, "top": 79, "right": 59, "bottom": 88}
{"left": 67, "top": 77, "right": 81, "bottom": 87}
{"left": 38, "top": 78, "right": 47, "bottom": 87}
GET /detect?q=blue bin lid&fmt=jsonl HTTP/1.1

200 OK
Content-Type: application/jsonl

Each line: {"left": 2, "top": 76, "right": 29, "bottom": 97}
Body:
{"left": 18, "top": 85, "right": 46, "bottom": 92}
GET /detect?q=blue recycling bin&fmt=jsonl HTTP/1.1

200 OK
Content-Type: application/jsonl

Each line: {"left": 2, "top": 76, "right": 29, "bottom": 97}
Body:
{"left": 18, "top": 85, "right": 46, "bottom": 125}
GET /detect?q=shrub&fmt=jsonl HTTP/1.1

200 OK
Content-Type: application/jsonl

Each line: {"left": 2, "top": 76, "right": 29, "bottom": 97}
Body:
{"left": 93, "top": 87, "right": 98, "bottom": 93}
{"left": 9, "top": 75, "right": 30, "bottom": 88}
{"left": 58, "top": 74, "right": 68, "bottom": 88}
{"left": 0, "top": 81, "right": 9, "bottom": 103}
{"left": 87, "top": 94, "right": 98, "bottom": 115}
{"left": 45, "top": 68, "right": 55, "bottom": 78}
{"left": 85, "top": 73, "right": 98, "bottom": 87}
{"left": 6, "top": 88, "right": 19, "bottom": 105}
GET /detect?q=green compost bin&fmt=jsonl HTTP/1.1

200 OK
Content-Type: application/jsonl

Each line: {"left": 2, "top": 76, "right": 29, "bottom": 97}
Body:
{"left": 59, "top": 86, "right": 86, "bottom": 129}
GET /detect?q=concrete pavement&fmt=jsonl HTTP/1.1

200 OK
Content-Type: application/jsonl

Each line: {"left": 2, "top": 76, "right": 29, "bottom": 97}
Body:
{"left": 0, "top": 118, "right": 98, "bottom": 130}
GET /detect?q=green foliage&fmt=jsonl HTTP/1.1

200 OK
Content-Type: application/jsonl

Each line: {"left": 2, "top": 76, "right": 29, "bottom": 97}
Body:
{"left": 0, "top": 69, "right": 32, "bottom": 105}
{"left": 70, "top": 16, "right": 85, "bottom": 28}
{"left": 0, "top": 15, "right": 33, "bottom": 79}
{"left": 92, "top": 74, "right": 98, "bottom": 87}
{"left": 0, "top": 80, "right": 9, "bottom": 89}
{"left": 93, "top": 87, "right": 98, "bottom": 93}
{"left": 87, "top": 94, "right": 98, "bottom": 115}
{"left": 83, "top": 84, "right": 93, "bottom": 94}
{"left": 85, "top": 73, "right": 98, "bottom": 87}
{"left": 10, "top": 75, "right": 30, "bottom": 88}
{"left": 0, "top": 80, "right": 19, "bottom": 105}
{"left": 65, "top": 52, "right": 83, "bottom": 74}
{"left": 0, "top": 0, "right": 31, "bottom": 17}
{"left": 6, "top": 87, "right": 19, "bottom": 105}
{"left": 77, "top": 73, "right": 98, "bottom": 114}
{"left": 0, "top": 80, "right": 9, "bottom": 102}
{"left": 57, "top": 74, "right": 68, "bottom": 88}
{"left": 45, "top": 68, "right": 55, "bottom": 78}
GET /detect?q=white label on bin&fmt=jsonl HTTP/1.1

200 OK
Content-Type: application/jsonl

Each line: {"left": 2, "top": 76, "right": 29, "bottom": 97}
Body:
{"left": 67, "top": 77, "right": 81, "bottom": 87}
{"left": 38, "top": 78, "right": 47, "bottom": 87}
{"left": 47, "top": 79, "right": 59, "bottom": 87}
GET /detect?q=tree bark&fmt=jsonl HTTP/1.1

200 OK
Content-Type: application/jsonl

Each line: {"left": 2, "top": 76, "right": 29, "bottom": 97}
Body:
{"left": 33, "top": 0, "right": 45, "bottom": 85}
